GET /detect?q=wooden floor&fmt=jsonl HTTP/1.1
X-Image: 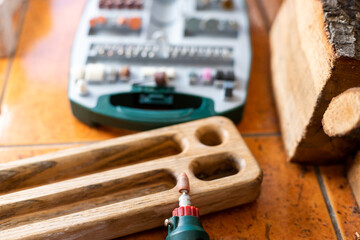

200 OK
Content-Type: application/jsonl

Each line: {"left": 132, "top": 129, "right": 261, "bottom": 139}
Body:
{"left": 0, "top": 0, "right": 359, "bottom": 239}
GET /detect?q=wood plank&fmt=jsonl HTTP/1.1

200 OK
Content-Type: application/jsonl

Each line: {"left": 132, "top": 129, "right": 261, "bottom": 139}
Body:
{"left": 320, "top": 163, "right": 360, "bottom": 239}
{"left": 0, "top": 135, "right": 337, "bottom": 239}
{"left": 270, "top": 0, "right": 360, "bottom": 163}
{"left": 0, "top": 117, "right": 262, "bottom": 240}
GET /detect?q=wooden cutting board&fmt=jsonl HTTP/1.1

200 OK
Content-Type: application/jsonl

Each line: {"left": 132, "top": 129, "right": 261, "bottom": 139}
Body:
{"left": 0, "top": 116, "right": 262, "bottom": 240}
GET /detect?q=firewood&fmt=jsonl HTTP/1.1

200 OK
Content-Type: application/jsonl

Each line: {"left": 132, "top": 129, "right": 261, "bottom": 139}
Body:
{"left": 270, "top": 0, "right": 360, "bottom": 163}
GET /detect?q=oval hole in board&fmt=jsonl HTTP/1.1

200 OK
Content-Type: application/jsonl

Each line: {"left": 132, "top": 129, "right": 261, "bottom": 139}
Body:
{"left": 190, "top": 152, "right": 242, "bottom": 181}
{"left": 195, "top": 125, "right": 227, "bottom": 146}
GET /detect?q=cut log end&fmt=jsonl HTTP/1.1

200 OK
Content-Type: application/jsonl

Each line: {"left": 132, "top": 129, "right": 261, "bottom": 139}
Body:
{"left": 322, "top": 87, "right": 360, "bottom": 138}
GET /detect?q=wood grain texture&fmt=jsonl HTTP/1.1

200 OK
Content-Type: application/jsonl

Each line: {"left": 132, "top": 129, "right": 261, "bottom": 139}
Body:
{"left": 321, "top": 163, "right": 360, "bottom": 239}
{"left": 0, "top": 134, "right": 182, "bottom": 193}
{"left": 0, "top": 0, "right": 356, "bottom": 239}
{"left": 0, "top": 136, "right": 341, "bottom": 240}
{"left": 0, "top": 116, "right": 263, "bottom": 240}
{"left": 270, "top": 0, "right": 360, "bottom": 164}
{"left": 322, "top": 87, "right": 360, "bottom": 139}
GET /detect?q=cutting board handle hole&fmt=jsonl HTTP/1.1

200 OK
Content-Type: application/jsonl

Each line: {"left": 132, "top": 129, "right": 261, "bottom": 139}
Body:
{"left": 190, "top": 153, "right": 241, "bottom": 181}
{"left": 195, "top": 125, "right": 227, "bottom": 146}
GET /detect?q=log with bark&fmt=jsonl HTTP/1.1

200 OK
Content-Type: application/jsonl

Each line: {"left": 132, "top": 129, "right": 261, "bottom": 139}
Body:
{"left": 270, "top": 0, "right": 360, "bottom": 164}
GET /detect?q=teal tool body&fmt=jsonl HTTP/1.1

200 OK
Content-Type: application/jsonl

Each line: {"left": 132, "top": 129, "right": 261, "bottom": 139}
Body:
{"left": 165, "top": 173, "right": 209, "bottom": 240}
{"left": 69, "top": 0, "right": 252, "bottom": 130}
{"left": 166, "top": 216, "right": 209, "bottom": 240}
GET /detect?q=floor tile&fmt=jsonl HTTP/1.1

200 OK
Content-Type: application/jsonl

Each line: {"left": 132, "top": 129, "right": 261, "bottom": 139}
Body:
{"left": 0, "top": 0, "right": 135, "bottom": 145}
{"left": 320, "top": 165, "right": 360, "bottom": 240}
{"left": 237, "top": 0, "right": 280, "bottom": 134}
